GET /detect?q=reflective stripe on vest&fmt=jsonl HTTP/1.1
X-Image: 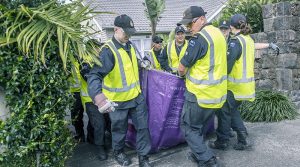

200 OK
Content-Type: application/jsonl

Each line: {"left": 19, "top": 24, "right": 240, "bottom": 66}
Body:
{"left": 102, "top": 41, "right": 139, "bottom": 92}
{"left": 198, "top": 94, "right": 227, "bottom": 104}
{"left": 187, "top": 29, "right": 227, "bottom": 85}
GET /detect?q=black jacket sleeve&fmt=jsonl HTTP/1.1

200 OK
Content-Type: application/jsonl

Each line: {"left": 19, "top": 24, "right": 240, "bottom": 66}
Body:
{"left": 227, "top": 38, "right": 242, "bottom": 74}
{"left": 180, "top": 34, "right": 208, "bottom": 68}
{"left": 157, "top": 46, "right": 172, "bottom": 72}
{"left": 87, "top": 47, "right": 115, "bottom": 100}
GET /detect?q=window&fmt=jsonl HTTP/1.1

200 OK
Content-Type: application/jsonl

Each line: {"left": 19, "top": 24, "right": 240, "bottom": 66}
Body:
{"left": 131, "top": 36, "right": 152, "bottom": 58}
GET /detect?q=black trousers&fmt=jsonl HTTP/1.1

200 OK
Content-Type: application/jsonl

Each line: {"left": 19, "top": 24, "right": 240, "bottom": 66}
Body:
{"left": 180, "top": 100, "right": 215, "bottom": 162}
{"left": 109, "top": 99, "right": 151, "bottom": 156}
{"left": 216, "top": 91, "right": 247, "bottom": 142}
{"left": 71, "top": 92, "right": 85, "bottom": 137}
{"left": 85, "top": 102, "right": 111, "bottom": 146}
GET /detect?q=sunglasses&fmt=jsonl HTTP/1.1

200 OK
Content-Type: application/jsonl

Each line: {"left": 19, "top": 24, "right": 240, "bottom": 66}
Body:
{"left": 186, "top": 17, "right": 200, "bottom": 28}
{"left": 154, "top": 41, "right": 162, "bottom": 44}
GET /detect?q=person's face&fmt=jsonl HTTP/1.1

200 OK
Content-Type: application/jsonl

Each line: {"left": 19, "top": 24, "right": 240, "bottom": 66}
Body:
{"left": 220, "top": 27, "right": 230, "bottom": 38}
{"left": 186, "top": 16, "right": 206, "bottom": 35}
{"left": 115, "top": 27, "right": 131, "bottom": 43}
{"left": 175, "top": 32, "right": 185, "bottom": 44}
{"left": 153, "top": 41, "right": 162, "bottom": 51}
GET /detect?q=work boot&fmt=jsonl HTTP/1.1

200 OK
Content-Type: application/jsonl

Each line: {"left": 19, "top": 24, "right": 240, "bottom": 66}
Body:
{"left": 198, "top": 157, "right": 220, "bottom": 167}
{"left": 233, "top": 131, "right": 252, "bottom": 150}
{"left": 187, "top": 152, "right": 198, "bottom": 163}
{"left": 138, "top": 155, "right": 153, "bottom": 167}
{"left": 209, "top": 140, "right": 229, "bottom": 150}
{"left": 113, "top": 150, "right": 131, "bottom": 166}
{"left": 96, "top": 145, "right": 107, "bottom": 161}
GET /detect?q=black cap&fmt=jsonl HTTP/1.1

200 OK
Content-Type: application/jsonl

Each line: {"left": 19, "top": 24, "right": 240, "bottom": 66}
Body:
{"left": 179, "top": 6, "right": 207, "bottom": 25}
{"left": 114, "top": 14, "right": 136, "bottom": 36}
{"left": 219, "top": 20, "right": 230, "bottom": 29}
{"left": 152, "top": 36, "right": 163, "bottom": 43}
{"left": 230, "top": 14, "right": 247, "bottom": 28}
{"left": 175, "top": 25, "right": 185, "bottom": 34}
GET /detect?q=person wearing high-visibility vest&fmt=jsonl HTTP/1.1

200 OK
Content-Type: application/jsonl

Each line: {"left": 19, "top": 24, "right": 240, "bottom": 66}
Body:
{"left": 78, "top": 40, "right": 111, "bottom": 161}
{"left": 210, "top": 16, "right": 281, "bottom": 151}
{"left": 159, "top": 25, "right": 188, "bottom": 73}
{"left": 87, "top": 15, "right": 152, "bottom": 167}
{"left": 177, "top": 6, "right": 227, "bottom": 166}
{"left": 69, "top": 59, "right": 85, "bottom": 142}
{"left": 145, "top": 36, "right": 163, "bottom": 70}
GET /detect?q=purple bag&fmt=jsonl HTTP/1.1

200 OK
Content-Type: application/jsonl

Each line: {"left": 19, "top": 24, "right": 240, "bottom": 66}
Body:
{"left": 126, "top": 70, "right": 214, "bottom": 152}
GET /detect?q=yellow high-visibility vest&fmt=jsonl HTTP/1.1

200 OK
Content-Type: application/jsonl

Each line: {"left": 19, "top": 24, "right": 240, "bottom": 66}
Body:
{"left": 186, "top": 25, "right": 227, "bottom": 108}
{"left": 148, "top": 48, "right": 161, "bottom": 70}
{"left": 166, "top": 40, "right": 188, "bottom": 72}
{"left": 228, "top": 34, "right": 255, "bottom": 101}
{"left": 102, "top": 40, "right": 141, "bottom": 102}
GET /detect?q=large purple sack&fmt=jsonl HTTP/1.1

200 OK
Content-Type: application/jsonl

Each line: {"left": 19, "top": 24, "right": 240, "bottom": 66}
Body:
{"left": 126, "top": 69, "right": 214, "bottom": 152}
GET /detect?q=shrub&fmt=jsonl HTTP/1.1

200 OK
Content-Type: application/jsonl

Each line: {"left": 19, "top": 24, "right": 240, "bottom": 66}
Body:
{"left": 240, "top": 90, "right": 299, "bottom": 122}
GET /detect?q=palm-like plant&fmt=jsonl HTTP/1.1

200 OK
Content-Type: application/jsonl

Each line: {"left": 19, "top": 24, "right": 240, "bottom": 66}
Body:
{"left": 143, "top": 0, "right": 165, "bottom": 39}
{"left": 0, "top": 0, "right": 101, "bottom": 69}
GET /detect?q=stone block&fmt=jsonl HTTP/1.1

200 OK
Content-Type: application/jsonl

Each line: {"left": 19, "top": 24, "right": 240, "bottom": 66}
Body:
{"left": 276, "top": 69, "right": 293, "bottom": 90}
{"left": 293, "top": 78, "right": 300, "bottom": 90}
{"left": 255, "top": 58, "right": 263, "bottom": 69}
{"left": 276, "top": 30, "right": 296, "bottom": 42}
{"left": 264, "top": 18, "right": 274, "bottom": 32}
{"left": 262, "top": 54, "right": 277, "bottom": 69}
{"left": 295, "top": 31, "right": 300, "bottom": 42}
{"left": 291, "top": 2, "right": 300, "bottom": 16}
{"left": 257, "top": 79, "right": 274, "bottom": 89}
{"left": 254, "top": 69, "right": 261, "bottom": 79}
{"left": 290, "top": 17, "right": 300, "bottom": 31}
{"left": 252, "top": 32, "right": 268, "bottom": 42}
{"left": 288, "top": 42, "right": 300, "bottom": 54}
{"left": 277, "top": 53, "right": 297, "bottom": 68}
{"left": 263, "top": 4, "right": 275, "bottom": 19}
{"left": 255, "top": 49, "right": 268, "bottom": 59}
{"left": 276, "top": 2, "right": 291, "bottom": 16}
{"left": 273, "top": 16, "right": 293, "bottom": 31}
{"left": 267, "top": 31, "right": 276, "bottom": 42}
{"left": 261, "top": 69, "right": 276, "bottom": 79}
{"left": 289, "top": 90, "right": 300, "bottom": 101}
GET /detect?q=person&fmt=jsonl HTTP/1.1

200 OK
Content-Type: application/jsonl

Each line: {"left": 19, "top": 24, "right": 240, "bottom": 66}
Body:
{"left": 145, "top": 35, "right": 163, "bottom": 70}
{"left": 218, "top": 19, "right": 280, "bottom": 54}
{"left": 87, "top": 14, "right": 152, "bottom": 167}
{"left": 210, "top": 14, "right": 256, "bottom": 151}
{"left": 69, "top": 58, "right": 85, "bottom": 142}
{"left": 177, "top": 6, "right": 227, "bottom": 167}
{"left": 158, "top": 25, "right": 188, "bottom": 73}
{"left": 79, "top": 40, "right": 111, "bottom": 161}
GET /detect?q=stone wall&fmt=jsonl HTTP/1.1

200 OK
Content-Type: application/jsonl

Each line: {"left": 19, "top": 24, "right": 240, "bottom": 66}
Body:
{"left": 252, "top": 1, "right": 300, "bottom": 108}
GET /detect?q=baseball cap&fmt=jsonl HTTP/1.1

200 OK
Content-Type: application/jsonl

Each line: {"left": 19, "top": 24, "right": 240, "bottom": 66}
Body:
{"left": 219, "top": 20, "right": 230, "bottom": 29}
{"left": 152, "top": 36, "right": 163, "bottom": 43}
{"left": 230, "top": 14, "right": 247, "bottom": 28}
{"left": 179, "top": 6, "right": 207, "bottom": 25}
{"left": 175, "top": 25, "right": 185, "bottom": 34}
{"left": 114, "top": 14, "right": 136, "bottom": 36}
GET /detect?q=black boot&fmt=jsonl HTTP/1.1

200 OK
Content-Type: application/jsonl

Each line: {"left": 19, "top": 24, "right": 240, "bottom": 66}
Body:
{"left": 96, "top": 145, "right": 107, "bottom": 161}
{"left": 233, "top": 131, "right": 251, "bottom": 150}
{"left": 209, "top": 140, "right": 229, "bottom": 150}
{"left": 113, "top": 150, "right": 131, "bottom": 166}
{"left": 139, "top": 156, "right": 153, "bottom": 167}
{"left": 198, "top": 156, "right": 221, "bottom": 167}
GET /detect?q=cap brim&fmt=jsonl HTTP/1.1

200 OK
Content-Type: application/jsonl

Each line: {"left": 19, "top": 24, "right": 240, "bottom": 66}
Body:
{"left": 179, "top": 18, "right": 193, "bottom": 25}
{"left": 219, "top": 25, "right": 229, "bottom": 29}
{"left": 123, "top": 27, "right": 136, "bottom": 36}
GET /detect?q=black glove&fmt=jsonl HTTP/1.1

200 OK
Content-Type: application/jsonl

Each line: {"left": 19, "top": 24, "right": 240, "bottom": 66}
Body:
{"left": 269, "top": 42, "right": 279, "bottom": 56}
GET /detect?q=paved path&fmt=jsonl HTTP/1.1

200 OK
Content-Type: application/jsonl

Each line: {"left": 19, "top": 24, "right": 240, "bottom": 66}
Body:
{"left": 66, "top": 117, "right": 300, "bottom": 167}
